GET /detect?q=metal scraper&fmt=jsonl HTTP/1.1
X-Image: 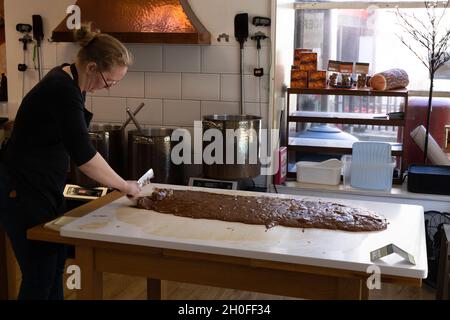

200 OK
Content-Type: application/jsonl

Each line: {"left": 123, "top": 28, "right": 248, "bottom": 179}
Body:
{"left": 127, "top": 168, "right": 154, "bottom": 206}
{"left": 138, "top": 168, "right": 154, "bottom": 188}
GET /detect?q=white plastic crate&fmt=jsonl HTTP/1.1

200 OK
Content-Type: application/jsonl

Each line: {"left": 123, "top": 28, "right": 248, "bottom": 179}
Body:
{"left": 342, "top": 155, "right": 396, "bottom": 191}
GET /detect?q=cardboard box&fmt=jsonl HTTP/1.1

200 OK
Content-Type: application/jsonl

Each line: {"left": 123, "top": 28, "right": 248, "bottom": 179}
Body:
{"left": 298, "top": 52, "right": 317, "bottom": 71}
{"left": 294, "top": 48, "right": 313, "bottom": 66}
{"left": 308, "top": 70, "right": 327, "bottom": 89}
{"left": 295, "top": 52, "right": 317, "bottom": 71}
{"left": 291, "top": 69, "right": 308, "bottom": 88}
{"left": 274, "top": 147, "right": 287, "bottom": 185}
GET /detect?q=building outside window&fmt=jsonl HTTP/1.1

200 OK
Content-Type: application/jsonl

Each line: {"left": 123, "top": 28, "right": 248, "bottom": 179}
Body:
{"left": 291, "top": 1, "right": 450, "bottom": 147}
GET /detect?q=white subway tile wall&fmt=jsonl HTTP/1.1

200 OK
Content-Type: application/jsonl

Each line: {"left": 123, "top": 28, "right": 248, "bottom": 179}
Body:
{"left": 201, "top": 101, "right": 240, "bottom": 118}
{"left": 91, "top": 97, "right": 127, "bottom": 123}
{"left": 244, "top": 102, "right": 261, "bottom": 117}
{"left": 220, "top": 74, "right": 240, "bottom": 101}
{"left": 145, "top": 72, "right": 182, "bottom": 99}
{"left": 182, "top": 73, "right": 220, "bottom": 101}
{"left": 55, "top": 43, "right": 78, "bottom": 66}
{"left": 243, "top": 75, "right": 260, "bottom": 103}
{"left": 127, "top": 45, "right": 163, "bottom": 72}
{"left": 126, "top": 98, "right": 163, "bottom": 126}
{"left": 243, "top": 46, "right": 270, "bottom": 75}
{"left": 163, "top": 100, "right": 201, "bottom": 127}
{"left": 164, "top": 46, "right": 201, "bottom": 73}
{"left": 22, "top": 70, "right": 40, "bottom": 95}
{"left": 109, "top": 72, "right": 145, "bottom": 98}
{"left": 202, "top": 46, "right": 240, "bottom": 74}
{"left": 6, "top": 0, "right": 272, "bottom": 187}
{"left": 260, "top": 76, "right": 270, "bottom": 103}
{"left": 23, "top": 43, "right": 270, "bottom": 131}
{"left": 41, "top": 41, "right": 58, "bottom": 70}
{"left": 261, "top": 103, "right": 269, "bottom": 129}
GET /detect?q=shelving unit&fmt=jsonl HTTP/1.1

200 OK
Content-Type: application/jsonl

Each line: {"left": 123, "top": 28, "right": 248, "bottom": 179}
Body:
{"left": 286, "top": 87, "right": 409, "bottom": 181}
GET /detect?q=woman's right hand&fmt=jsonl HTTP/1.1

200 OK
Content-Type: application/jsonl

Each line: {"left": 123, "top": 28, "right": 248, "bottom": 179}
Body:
{"left": 121, "top": 180, "right": 141, "bottom": 198}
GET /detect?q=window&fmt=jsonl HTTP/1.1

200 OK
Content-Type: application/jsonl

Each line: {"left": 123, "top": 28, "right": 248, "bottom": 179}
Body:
{"left": 294, "top": 1, "right": 450, "bottom": 95}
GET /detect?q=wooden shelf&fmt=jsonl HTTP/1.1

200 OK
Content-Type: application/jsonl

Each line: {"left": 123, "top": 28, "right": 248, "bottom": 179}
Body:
{"left": 287, "top": 87, "right": 408, "bottom": 97}
{"left": 288, "top": 111, "right": 405, "bottom": 126}
{"left": 288, "top": 137, "right": 403, "bottom": 156}
{"left": 285, "top": 172, "right": 402, "bottom": 185}
{"left": 285, "top": 87, "right": 408, "bottom": 182}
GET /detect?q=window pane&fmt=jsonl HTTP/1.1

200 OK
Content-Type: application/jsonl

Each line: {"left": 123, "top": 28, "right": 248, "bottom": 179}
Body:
{"left": 295, "top": 6, "right": 450, "bottom": 91}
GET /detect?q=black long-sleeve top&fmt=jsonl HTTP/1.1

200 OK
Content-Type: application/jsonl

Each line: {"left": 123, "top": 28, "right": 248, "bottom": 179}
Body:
{"left": 3, "top": 64, "right": 97, "bottom": 226}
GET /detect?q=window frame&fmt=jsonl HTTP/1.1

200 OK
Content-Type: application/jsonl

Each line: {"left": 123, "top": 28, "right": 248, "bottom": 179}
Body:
{"left": 294, "top": 1, "right": 447, "bottom": 10}
{"left": 294, "top": 1, "right": 450, "bottom": 97}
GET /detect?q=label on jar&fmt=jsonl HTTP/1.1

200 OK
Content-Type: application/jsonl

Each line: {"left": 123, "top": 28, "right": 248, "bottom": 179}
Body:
{"left": 339, "top": 62, "right": 353, "bottom": 74}
{"left": 327, "top": 60, "right": 341, "bottom": 72}
{"left": 355, "top": 62, "right": 370, "bottom": 75}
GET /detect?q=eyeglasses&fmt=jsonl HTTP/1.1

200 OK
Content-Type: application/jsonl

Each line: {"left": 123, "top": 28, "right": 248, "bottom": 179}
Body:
{"left": 99, "top": 70, "right": 119, "bottom": 89}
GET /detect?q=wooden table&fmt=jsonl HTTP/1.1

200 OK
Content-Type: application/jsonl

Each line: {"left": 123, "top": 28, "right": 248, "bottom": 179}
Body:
{"left": 27, "top": 190, "right": 425, "bottom": 300}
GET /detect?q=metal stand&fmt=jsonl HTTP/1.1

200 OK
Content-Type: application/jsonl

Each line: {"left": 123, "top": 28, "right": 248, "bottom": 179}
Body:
{"left": 436, "top": 224, "right": 450, "bottom": 299}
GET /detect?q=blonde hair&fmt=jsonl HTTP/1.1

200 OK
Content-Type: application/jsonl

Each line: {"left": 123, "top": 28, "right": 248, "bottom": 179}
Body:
{"left": 73, "top": 23, "right": 132, "bottom": 71}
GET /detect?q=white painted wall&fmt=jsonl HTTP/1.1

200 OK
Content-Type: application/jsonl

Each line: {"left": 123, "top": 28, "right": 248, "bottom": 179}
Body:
{"left": 272, "top": 0, "right": 295, "bottom": 132}
{"left": 4, "top": 0, "right": 72, "bottom": 109}
{"left": 4, "top": 0, "right": 273, "bottom": 185}
{"left": 271, "top": 0, "right": 295, "bottom": 139}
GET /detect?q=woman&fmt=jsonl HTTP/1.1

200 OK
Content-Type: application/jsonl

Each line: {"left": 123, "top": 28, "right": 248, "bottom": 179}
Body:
{"left": 0, "top": 24, "right": 140, "bottom": 300}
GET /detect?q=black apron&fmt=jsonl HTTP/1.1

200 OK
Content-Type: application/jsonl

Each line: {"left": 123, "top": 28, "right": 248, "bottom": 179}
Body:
{"left": 70, "top": 63, "right": 93, "bottom": 126}
{"left": 0, "top": 64, "right": 94, "bottom": 228}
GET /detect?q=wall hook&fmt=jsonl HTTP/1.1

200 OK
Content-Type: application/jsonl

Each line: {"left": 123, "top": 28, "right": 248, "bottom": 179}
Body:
{"left": 217, "top": 33, "right": 230, "bottom": 42}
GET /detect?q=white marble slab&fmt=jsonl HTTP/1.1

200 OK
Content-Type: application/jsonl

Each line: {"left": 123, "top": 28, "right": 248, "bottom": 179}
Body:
{"left": 60, "top": 184, "right": 428, "bottom": 279}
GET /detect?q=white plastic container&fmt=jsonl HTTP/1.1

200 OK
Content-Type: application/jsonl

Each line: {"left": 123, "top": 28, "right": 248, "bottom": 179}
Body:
{"left": 342, "top": 155, "right": 396, "bottom": 191}
{"left": 296, "top": 159, "right": 343, "bottom": 185}
{"left": 342, "top": 155, "right": 353, "bottom": 187}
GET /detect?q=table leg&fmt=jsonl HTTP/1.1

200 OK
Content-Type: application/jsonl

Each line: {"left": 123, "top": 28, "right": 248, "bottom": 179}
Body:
{"left": 337, "top": 278, "right": 368, "bottom": 300}
{"left": 5, "top": 237, "right": 19, "bottom": 299}
{"left": 147, "top": 278, "right": 163, "bottom": 300}
{"left": 361, "top": 281, "right": 370, "bottom": 300}
{"left": 76, "top": 246, "right": 103, "bottom": 300}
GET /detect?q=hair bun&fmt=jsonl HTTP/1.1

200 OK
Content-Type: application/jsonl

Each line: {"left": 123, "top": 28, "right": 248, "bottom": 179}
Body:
{"left": 74, "top": 22, "right": 132, "bottom": 70}
{"left": 73, "top": 23, "right": 99, "bottom": 48}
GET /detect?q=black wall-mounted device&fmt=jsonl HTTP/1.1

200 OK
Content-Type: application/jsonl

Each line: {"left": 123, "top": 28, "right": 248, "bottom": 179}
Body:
{"left": 234, "top": 13, "right": 249, "bottom": 49}
{"left": 253, "top": 16, "right": 271, "bottom": 27}
{"left": 16, "top": 23, "right": 32, "bottom": 33}
{"left": 32, "top": 15, "right": 44, "bottom": 44}
{"left": 251, "top": 31, "right": 268, "bottom": 50}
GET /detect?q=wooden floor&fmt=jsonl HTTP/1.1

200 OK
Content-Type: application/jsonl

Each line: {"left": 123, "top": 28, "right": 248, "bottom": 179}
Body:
{"left": 60, "top": 273, "right": 437, "bottom": 300}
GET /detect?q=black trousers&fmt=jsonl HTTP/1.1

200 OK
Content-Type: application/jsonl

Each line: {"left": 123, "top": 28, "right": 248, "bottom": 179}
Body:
{"left": 0, "top": 163, "right": 67, "bottom": 300}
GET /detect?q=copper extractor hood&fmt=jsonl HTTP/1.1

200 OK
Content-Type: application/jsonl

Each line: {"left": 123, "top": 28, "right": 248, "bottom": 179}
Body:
{"left": 52, "top": 0, "right": 211, "bottom": 44}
